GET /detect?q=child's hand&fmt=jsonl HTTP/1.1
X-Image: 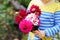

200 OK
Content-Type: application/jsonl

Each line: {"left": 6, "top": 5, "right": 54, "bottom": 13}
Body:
{"left": 34, "top": 30, "right": 45, "bottom": 38}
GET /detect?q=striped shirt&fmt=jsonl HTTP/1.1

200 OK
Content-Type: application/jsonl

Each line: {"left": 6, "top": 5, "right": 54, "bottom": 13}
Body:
{"left": 39, "top": 11, "right": 60, "bottom": 37}
{"left": 27, "top": 0, "right": 60, "bottom": 40}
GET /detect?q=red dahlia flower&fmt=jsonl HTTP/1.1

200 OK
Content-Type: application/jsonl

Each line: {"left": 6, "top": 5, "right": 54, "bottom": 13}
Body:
{"left": 30, "top": 5, "right": 41, "bottom": 16}
{"left": 15, "top": 9, "right": 27, "bottom": 24}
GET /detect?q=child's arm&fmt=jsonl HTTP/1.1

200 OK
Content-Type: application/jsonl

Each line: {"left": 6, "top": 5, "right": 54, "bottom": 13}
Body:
{"left": 35, "top": 11, "right": 60, "bottom": 38}
{"left": 34, "top": 3, "right": 60, "bottom": 38}
{"left": 44, "top": 3, "right": 60, "bottom": 37}
{"left": 44, "top": 11, "right": 60, "bottom": 37}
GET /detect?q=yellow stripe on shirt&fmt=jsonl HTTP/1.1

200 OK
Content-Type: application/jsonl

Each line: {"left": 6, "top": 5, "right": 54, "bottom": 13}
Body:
{"left": 28, "top": 0, "right": 60, "bottom": 13}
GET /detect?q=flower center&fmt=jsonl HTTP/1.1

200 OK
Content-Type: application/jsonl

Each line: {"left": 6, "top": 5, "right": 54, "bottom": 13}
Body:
{"left": 23, "top": 27, "right": 27, "bottom": 30}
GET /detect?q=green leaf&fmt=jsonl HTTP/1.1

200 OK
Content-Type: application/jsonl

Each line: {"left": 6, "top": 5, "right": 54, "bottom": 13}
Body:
{"left": 0, "top": 4, "right": 6, "bottom": 10}
{"left": 3, "top": 0, "right": 9, "bottom": 5}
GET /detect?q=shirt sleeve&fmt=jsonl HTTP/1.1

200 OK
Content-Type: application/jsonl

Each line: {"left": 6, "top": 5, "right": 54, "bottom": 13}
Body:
{"left": 44, "top": 11, "right": 60, "bottom": 37}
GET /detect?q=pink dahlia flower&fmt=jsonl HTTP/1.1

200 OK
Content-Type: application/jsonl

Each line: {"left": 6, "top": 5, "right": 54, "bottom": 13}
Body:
{"left": 19, "top": 20, "right": 33, "bottom": 34}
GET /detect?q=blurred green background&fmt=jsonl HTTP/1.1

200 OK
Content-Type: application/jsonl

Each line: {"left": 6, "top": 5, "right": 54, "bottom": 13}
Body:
{"left": 0, "top": 0, "right": 30, "bottom": 40}
{"left": 0, "top": 0, "right": 60, "bottom": 40}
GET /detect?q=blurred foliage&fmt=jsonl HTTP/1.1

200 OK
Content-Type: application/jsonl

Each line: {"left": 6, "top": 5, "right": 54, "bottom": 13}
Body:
{"left": 0, "top": 0, "right": 30, "bottom": 40}
{"left": 19, "top": 0, "right": 31, "bottom": 8}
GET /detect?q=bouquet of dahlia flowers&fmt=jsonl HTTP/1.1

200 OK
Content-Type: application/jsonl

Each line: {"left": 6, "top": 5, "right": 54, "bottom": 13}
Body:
{"left": 15, "top": 5, "right": 41, "bottom": 34}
